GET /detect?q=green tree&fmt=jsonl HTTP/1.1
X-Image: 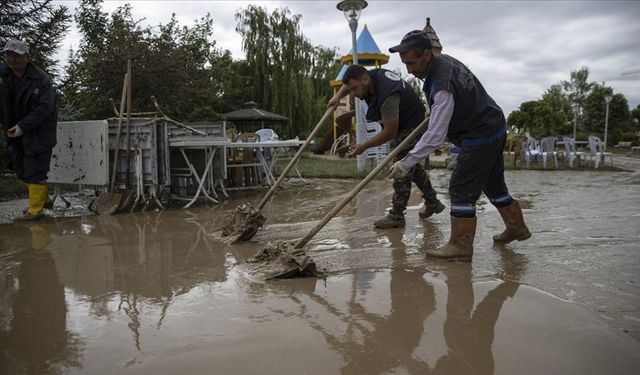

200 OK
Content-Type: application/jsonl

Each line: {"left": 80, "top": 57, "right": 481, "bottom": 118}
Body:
{"left": 60, "top": 0, "right": 233, "bottom": 121}
{"left": 562, "top": 67, "right": 595, "bottom": 133}
{"left": 582, "top": 84, "right": 631, "bottom": 146}
{"left": 235, "top": 5, "right": 339, "bottom": 138}
{"left": 61, "top": 2, "right": 148, "bottom": 120}
{"left": 0, "top": 0, "right": 72, "bottom": 78}
{"left": 507, "top": 100, "right": 566, "bottom": 137}
{"left": 213, "top": 59, "right": 254, "bottom": 114}
{"left": 631, "top": 104, "right": 640, "bottom": 135}
{"left": 541, "top": 84, "right": 573, "bottom": 135}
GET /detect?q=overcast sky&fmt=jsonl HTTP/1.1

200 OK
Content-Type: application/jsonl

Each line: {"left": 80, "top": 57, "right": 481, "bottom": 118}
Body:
{"left": 54, "top": 0, "right": 640, "bottom": 116}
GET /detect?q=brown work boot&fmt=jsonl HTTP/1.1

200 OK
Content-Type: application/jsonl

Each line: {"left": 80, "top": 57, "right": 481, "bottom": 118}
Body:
{"left": 419, "top": 200, "right": 446, "bottom": 219}
{"left": 493, "top": 201, "right": 531, "bottom": 244}
{"left": 426, "top": 216, "right": 476, "bottom": 261}
{"left": 373, "top": 214, "right": 406, "bottom": 229}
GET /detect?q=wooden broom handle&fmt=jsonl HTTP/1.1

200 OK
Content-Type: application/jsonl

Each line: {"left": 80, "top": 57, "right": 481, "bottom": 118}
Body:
{"left": 294, "top": 115, "right": 431, "bottom": 249}
{"left": 257, "top": 107, "right": 335, "bottom": 210}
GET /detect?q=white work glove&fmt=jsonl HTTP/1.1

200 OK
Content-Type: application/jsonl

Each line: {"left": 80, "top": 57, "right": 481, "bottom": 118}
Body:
{"left": 387, "top": 161, "right": 410, "bottom": 180}
{"left": 7, "top": 125, "right": 23, "bottom": 138}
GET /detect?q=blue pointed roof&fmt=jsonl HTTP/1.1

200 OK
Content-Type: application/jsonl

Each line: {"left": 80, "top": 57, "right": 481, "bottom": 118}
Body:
{"left": 350, "top": 25, "right": 381, "bottom": 55}
{"left": 340, "top": 25, "right": 389, "bottom": 66}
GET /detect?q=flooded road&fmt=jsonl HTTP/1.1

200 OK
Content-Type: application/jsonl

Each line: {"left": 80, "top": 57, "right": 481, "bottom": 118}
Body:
{"left": 1, "top": 157, "right": 640, "bottom": 374}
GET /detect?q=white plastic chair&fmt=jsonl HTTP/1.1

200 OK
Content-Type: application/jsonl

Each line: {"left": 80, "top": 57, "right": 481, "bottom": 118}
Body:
{"left": 254, "top": 128, "right": 280, "bottom": 168}
{"left": 587, "top": 136, "right": 613, "bottom": 168}
{"left": 539, "top": 136, "right": 558, "bottom": 168}
{"left": 521, "top": 137, "right": 541, "bottom": 167}
{"left": 364, "top": 121, "right": 389, "bottom": 163}
{"left": 562, "top": 136, "right": 584, "bottom": 167}
{"left": 255, "top": 128, "right": 279, "bottom": 142}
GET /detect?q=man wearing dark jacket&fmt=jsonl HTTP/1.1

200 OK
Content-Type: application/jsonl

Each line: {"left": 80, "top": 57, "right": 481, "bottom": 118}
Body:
{"left": 388, "top": 30, "right": 530, "bottom": 260}
{"left": 1, "top": 39, "right": 57, "bottom": 221}
{"left": 328, "top": 64, "right": 445, "bottom": 228}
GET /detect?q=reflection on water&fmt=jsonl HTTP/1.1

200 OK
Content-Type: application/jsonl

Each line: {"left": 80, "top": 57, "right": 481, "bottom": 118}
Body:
{"left": 1, "top": 212, "right": 239, "bottom": 372}
{"left": 334, "top": 229, "right": 437, "bottom": 374}
{"left": 427, "top": 257, "right": 522, "bottom": 374}
{"left": 267, "top": 230, "right": 524, "bottom": 374}
{"left": 0, "top": 224, "right": 81, "bottom": 374}
{"left": 1, "top": 199, "right": 639, "bottom": 373}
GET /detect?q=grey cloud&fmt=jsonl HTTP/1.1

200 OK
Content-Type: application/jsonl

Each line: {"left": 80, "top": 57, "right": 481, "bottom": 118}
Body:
{"left": 52, "top": 0, "right": 640, "bottom": 114}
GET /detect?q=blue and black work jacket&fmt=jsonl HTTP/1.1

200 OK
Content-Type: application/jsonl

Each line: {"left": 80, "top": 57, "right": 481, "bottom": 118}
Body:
{"left": 0, "top": 62, "right": 57, "bottom": 155}
{"left": 422, "top": 54, "right": 506, "bottom": 147}
{"left": 364, "top": 69, "right": 425, "bottom": 133}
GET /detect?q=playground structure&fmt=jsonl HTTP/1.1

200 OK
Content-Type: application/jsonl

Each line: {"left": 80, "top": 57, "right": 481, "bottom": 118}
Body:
{"left": 314, "top": 18, "right": 443, "bottom": 162}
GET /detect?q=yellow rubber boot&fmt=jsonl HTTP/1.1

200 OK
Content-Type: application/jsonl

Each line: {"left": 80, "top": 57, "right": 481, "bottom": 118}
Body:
{"left": 29, "top": 183, "right": 48, "bottom": 215}
{"left": 16, "top": 184, "right": 48, "bottom": 221}
{"left": 29, "top": 225, "right": 53, "bottom": 252}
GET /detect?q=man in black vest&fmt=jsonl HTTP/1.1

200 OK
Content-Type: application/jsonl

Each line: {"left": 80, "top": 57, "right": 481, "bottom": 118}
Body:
{"left": 1, "top": 39, "right": 57, "bottom": 221}
{"left": 388, "top": 30, "right": 530, "bottom": 260}
{"left": 328, "top": 64, "right": 445, "bottom": 228}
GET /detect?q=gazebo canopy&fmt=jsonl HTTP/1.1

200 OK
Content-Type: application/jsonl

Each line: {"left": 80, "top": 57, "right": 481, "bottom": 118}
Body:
{"left": 224, "top": 101, "right": 288, "bottom": 123}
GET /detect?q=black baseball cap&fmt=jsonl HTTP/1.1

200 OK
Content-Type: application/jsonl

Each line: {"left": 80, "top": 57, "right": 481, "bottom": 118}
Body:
{"left": 388, "top": 30, "right": 432, "bottom": 53}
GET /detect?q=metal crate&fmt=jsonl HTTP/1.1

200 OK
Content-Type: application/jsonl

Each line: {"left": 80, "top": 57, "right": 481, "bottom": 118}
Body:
{"left": 107, "top": 117, "right": 170, "bottom": 193}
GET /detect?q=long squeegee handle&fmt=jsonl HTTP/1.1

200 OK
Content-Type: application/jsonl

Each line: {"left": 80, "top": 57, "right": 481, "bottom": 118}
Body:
{"left": 294, "top": 114, "right": 431, "bottom": 249}
{"left": 256, "top": 107, "right": 335, "bottom": 210}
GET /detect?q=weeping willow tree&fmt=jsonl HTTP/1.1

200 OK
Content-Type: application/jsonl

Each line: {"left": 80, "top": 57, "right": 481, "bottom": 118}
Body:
{"left": 236, "top": 6, "right": 339, "bottom": 138}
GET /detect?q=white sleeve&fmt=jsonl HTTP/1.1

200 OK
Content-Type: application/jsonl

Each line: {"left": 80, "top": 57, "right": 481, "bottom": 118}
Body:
{"left": 400, "top": 90, "right": 454, "bottom": 168}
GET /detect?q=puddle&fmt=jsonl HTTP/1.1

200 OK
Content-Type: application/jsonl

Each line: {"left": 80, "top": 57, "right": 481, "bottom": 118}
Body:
{"left": 1, "top": 161, "right": 640, "bottom": 373}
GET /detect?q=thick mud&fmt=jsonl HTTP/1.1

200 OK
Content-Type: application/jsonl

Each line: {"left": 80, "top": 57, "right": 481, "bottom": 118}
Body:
{"left": 242, "top": 241, "right": 321, "bottom": 280}
{"left": 1, "top": 156, "right": 640, "bottom": 374}
{"left": 220, "top": 202, "right": 266, "bottom": 242}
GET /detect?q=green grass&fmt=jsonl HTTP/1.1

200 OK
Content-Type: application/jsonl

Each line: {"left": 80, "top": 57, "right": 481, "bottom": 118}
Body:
{"left": 274, "top": 151, "right": 625, "bottom": 178}
{"left": 274, "top": 153, "right": 370, "bottom": 178}
{"left": 0, "top": 174, "right": 26, "bottom": 200}
{"left": 610, "top": 147, "right": 640, "bottom": 159}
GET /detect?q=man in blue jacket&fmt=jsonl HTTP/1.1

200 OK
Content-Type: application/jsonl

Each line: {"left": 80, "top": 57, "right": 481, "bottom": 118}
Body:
{"left": 328, "top": 64, "right": 445, "bottom": 228}
{"left": 1, "top": 39, "right": 57, "bottom": 221}
{"left": 388, "top": 30, "right": 530, "bottom": 260}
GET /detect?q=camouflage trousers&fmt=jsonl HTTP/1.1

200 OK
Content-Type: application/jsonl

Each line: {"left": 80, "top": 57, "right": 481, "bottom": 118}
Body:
{"left": 388, "top": 127, "right": 438, "bottom": 218}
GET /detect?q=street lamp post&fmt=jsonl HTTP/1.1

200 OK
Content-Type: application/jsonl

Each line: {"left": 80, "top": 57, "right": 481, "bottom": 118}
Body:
{"left": 337, "top": 0, "right": 367, "bottom": 65}
{"left": 604, "top": 94, "right": 612, "bottom": 151}
{"left": 337, "top": 0, "right": 367, "bottom": 171}
{"left": 573, "top": 104, "right": 579, "bottom": 140}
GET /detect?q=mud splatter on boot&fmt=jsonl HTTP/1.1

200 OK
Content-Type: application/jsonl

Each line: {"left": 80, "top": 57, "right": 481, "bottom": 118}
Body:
{"left": 419, "top": 200, "right": 446, "bottom": 219}
{"left": 493, "top": 201, "right": 531, "bottom": 244}
{"left": 373, "top": 213, "right": 405, "bottom": 229}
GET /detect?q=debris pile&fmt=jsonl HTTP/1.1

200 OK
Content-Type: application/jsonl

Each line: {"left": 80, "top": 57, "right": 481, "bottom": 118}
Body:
{"left": 245, "top": 241, "right": 322, "bottom": 280}
{"left": 221, "top": 203, "right": 266, "bottom": 241}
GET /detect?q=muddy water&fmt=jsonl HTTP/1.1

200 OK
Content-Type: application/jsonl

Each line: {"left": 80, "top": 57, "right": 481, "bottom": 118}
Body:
{"left": 1, "top": 157, "right": 640, "bottom": 374}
